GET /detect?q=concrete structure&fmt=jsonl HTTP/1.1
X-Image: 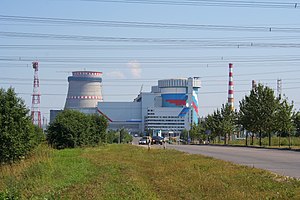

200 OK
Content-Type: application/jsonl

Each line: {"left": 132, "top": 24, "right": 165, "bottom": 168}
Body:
{"left": 97, "top": 77, "right": 201, "bottom": 136}
{"left": 50, "top": 71, "right": 102, "bottom": 123}
{"left": 65, "top": 71, "right": 103, "bottom": 109}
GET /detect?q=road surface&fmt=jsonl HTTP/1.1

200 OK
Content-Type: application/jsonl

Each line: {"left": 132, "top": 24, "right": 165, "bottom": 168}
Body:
{"left": 167, "top": 144, "right": 300, "bottom": 179}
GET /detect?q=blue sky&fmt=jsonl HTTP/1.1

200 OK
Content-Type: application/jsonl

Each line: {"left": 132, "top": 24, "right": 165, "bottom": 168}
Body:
{"left": 1, "top": 0, "right": 300, "bottom": 122}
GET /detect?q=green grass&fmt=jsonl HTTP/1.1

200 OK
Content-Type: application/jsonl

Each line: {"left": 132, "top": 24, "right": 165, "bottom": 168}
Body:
{"left": 0, "top": 145, "right": 97, "bottom": 199}
{"left": 215, "top": 136, "right": 300, "bottom": 149}
{"left": 1, "top": 144, "right": 300, "bottom": 199}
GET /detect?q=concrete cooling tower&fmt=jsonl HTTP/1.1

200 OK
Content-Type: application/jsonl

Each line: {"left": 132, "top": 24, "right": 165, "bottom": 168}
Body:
{"left": 65, "top": 71, "right": 103, "bottom": 109}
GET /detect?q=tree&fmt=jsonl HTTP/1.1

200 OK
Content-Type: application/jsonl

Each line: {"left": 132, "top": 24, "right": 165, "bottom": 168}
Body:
{"left": 198, "top": 120, "right": 208, "bottom": 143}
{"left": 205, "top": 110, "right": 223, "bottom": 143}
{"left": 275, "top": 99, "right": 295, "bottom": 148}
{"left": 105, "top": 129, "right": 132, "bottom": 144}
{"left": 89, "top": 114, "right": 108, "bottom": 145}
{"left": 180, "top": 129, "right": 189, "bottom": 144}
{"left": 205, "top": 110, "right": 221, "bottom": 142}
{"left": 204, "top": 104, "right": 236, "bottom": 145}
{"left": 189, "top": 123, "right": 198, "bottom": 143}
{"left": 0, "top": 87, "right": 41, "bottom": 163}
{"left": 239, "top": 84, "right": 278, "bottom": 146}
{"left": 107, "top": 130, "right": 118, "bottom": 144}
{"left": 293, "top": 111, "right": 300, "bottom": 137}
{"left": 220, "top": 104, "right": 237, "bottom": 144}
{"left": 46, "top": 109, "right": 108, "bottom": 149}
{"left": 119, "top": 128, "right": 133, "bottom": 143}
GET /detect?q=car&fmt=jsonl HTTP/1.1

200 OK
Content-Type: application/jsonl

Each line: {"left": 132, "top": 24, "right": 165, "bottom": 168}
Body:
{"left": 139, "top": 138, "right": 147, "bottom": 145}
{"left": 139, "top": 136, "right": 151, "bottom": 145}
{"left": 151, "top": 136, "right": 164, "bottom": 145}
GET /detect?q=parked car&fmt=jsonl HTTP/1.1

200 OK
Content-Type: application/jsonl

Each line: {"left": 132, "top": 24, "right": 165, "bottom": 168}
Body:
{"left": 151, "top": 136, "right": 164, "bottom": 145}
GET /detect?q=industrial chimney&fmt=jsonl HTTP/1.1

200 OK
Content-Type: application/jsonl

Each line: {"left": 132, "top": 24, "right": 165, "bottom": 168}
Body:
{"left": 228, "top": 63, "right": 234, "bottom": 111}
{"left": 64, "top": 71, "right": 103, "bottom": 109}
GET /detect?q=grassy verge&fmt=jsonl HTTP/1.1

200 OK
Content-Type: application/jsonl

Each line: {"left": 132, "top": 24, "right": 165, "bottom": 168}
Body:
{"left": 213, "top": 136, "right": 300, "bottom": 149}
{"left": 0, "top": 145, "right": 97, "bottom": 199}
{"left": 1, "top": 144, "right": 300, "bottom": 199}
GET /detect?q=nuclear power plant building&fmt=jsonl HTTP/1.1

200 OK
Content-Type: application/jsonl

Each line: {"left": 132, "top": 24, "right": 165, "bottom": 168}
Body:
{"left": 97, "top": 77, "right": 201, "bottom": 136}
{"left": 50, "top": 72, "right": 201, "bottom": 136}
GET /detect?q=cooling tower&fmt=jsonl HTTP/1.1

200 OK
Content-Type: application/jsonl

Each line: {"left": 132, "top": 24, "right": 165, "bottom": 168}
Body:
{"left": 65, "top": 71, "right": 103, "bottom": 109}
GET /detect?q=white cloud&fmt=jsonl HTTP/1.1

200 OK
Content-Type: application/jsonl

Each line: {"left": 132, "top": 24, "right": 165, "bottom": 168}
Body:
{"left": 127, "top": 60, "right": 141, "bottom": 78}
{"left": 106, "top": 71, "right": 125, "bottom": 79}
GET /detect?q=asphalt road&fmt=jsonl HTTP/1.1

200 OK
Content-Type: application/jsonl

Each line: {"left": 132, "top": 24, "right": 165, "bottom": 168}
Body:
{"left": 167, "top": 144, "right": 300, "bottom": 179}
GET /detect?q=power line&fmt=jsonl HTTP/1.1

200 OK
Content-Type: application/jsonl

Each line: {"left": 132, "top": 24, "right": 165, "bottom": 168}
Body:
{"left": 1, "top": 14, "right": 300, "bottom": 32}
{"left": 1, "top": 32, "right": 300, "bottom": 48}
{"left": 1, "top": 67, "right": 300, "bottom": 82}
{"left": 6, "top": 79, "right": 300, "bottom": 87}
{"left": 2, "top": 55, "right": 300, "bottom": 65}
{"left": 13, "top": 85, "right": 300, "bottom": 97}
{"left": 80, "top": 0, "right": 300, "bottom": 9}
{"left": 1, "top": 41, "right": 300, "bottom": 51}
{"left": 0, "top": 81, "right": 284, "bottom": 87}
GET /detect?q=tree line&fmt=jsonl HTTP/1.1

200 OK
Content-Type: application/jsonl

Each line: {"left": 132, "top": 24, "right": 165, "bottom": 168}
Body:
{"left": 0, "top": 87, "right": 133, "bottom": 164}
{"left": 185, "top": 84, "right": 300, "bottom": 147}
{"left": 1, "top": 84, "right": 299, "bottom": 164}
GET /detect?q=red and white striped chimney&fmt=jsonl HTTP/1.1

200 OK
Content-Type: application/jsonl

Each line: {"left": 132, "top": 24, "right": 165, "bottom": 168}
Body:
{"left": 228, "top": 63, "right": 234, "bottom": 110}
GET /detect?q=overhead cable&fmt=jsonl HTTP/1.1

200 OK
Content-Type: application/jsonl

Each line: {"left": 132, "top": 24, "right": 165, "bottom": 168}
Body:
{"left": 80, "top": 0, "right": 300, "bottom": 9}
{"left": 1, "top": 14, "right": 300, "bottom": 32}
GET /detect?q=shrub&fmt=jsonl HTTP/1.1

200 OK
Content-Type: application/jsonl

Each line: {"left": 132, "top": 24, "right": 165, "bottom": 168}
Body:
{"left": 106, "top": 129, "right": 133, "bottom": 144}
{"left": 46, "top": 110, "right": 108, "bottom": 149}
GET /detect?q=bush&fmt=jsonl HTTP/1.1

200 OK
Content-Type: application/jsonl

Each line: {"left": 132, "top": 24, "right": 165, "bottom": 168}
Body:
{"left": 88, "top": 114, "right": 108, "bottom": 145}
{"left": 46, "top": 110, "right": 108, "bottom": 149}
{"left": 0, "top": 87, "right": 41, "bottom": 164}
{"left": 106, "top": 129, "right": 133, "bottom": 144}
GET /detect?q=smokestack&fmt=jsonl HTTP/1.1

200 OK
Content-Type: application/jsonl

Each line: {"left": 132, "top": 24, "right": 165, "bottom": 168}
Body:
{"left": 277, "top": 79, "right": 282, "bottom": 98}
{"left": 252, "top": 80, "right": 257, "bottom": 90}
{"left": 228, "top": 63, "right": 234, "bottom": 111}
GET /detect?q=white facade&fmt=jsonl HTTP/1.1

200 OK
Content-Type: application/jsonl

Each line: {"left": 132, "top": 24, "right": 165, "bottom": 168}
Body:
{"left": 97, "top": 77, "right": 201, "bottom": 136}
{"left": 145, "top": 107, "right": 186, "bottom": 135}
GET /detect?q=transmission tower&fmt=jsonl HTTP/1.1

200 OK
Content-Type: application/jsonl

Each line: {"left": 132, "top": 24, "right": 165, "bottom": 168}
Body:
{"left": 31, "top": 61, "right": 41, "bottom": 128}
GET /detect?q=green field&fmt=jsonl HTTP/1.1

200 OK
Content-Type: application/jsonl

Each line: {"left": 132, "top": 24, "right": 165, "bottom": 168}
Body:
{"left": 1, "top": 144, "right": 300, "bottom": 200}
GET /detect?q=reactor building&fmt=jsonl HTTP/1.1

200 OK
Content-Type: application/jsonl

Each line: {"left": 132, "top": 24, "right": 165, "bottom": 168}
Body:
{"left": 97, "top": 77, "right": 201, "bottom": 136}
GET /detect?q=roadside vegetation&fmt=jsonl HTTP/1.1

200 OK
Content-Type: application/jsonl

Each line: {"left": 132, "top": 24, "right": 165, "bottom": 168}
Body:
{"left": 47, "top": 109, "right": 133, "bottom": 149}
{"left": 1, "top": 144, "right": 300, "bottom": 200}
{"left": 184, "top": 84, "right": 300, "bottom": 149}
{"left": 46, "top": 109, "right": 108, "bottom": 149}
